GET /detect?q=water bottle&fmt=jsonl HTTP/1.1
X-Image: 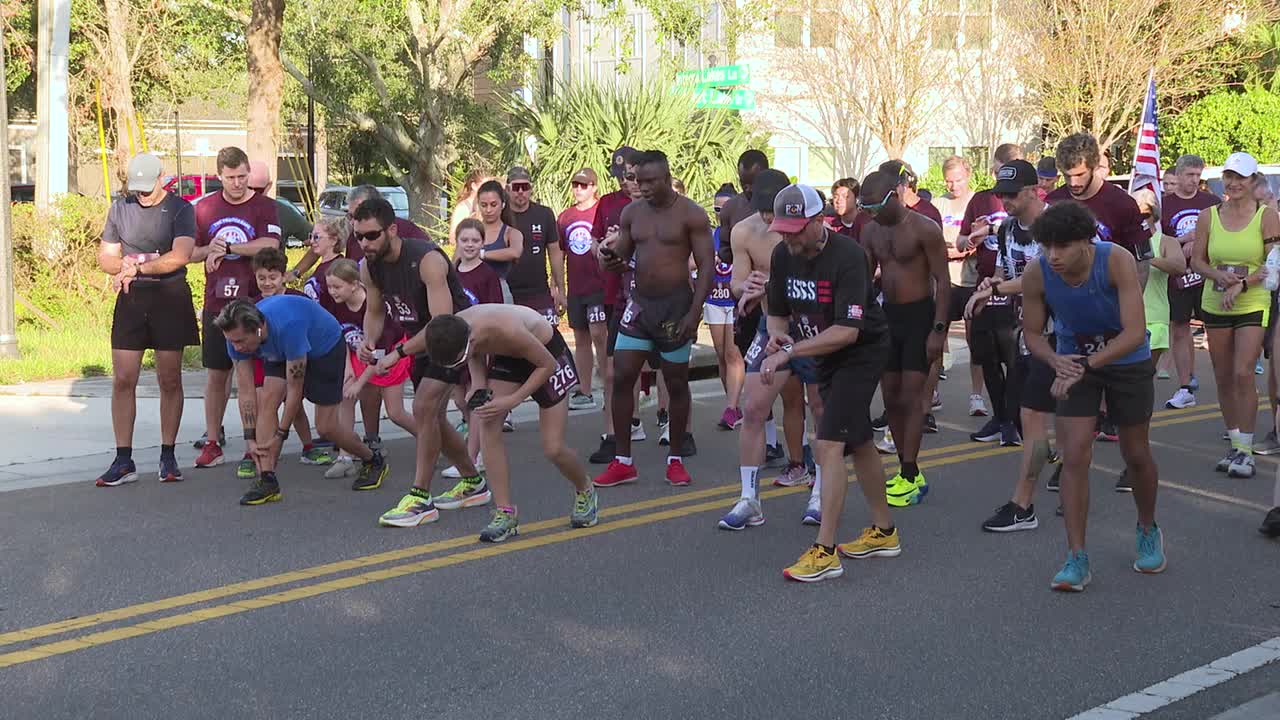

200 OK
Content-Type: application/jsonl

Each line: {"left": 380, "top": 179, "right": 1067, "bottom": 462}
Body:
{"left": 1265, "top": 245, "right": 1280, "bottom": 291}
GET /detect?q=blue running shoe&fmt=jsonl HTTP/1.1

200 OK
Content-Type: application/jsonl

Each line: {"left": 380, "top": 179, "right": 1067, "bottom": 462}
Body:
{"left": 1134, "top": 524, "right": 1167, "bottom": 574}
{"left": 159, "top": 455, "right": 184, "bottom": 483}
{"left": 718, "top": 497, "right": 765, "bottom": 531}
{"left": 802, "top": 496, "right": 821, "bottom": 525}
{"left": 1051, "top": 550, "right": 1091, "bottom": 592}
{"left": 95, "top": 458, "right": 138, "bottom": 487}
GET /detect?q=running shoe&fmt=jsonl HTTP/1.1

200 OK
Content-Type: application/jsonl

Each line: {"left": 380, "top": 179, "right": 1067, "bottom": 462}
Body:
{"left": 593, "top": 460, "right": 639, "bottom": 488}
{"left": 236, "top": 455, "right": 257, "bottom": 480}
{"left": 193, "top": 427, "right": 226, "bottom": 450}
{"left": 783, "top": 545, "right": 843, "bottom": 582}
{"left": 352, "top": 452, "right": 389, "bottom": 491}
{"left": 837, "top": 526, "right": 902, "bottom": 558}
{"left": 657, "top": 409, "right": 670, "bottom": 446}
{"left": 1047, "top": 465, "right": 1062, "bottom": 492}
{"left": 774, "top": 463, "right": 812, "bottom": 487}
{"left": 923, "top": 414, "right": 938, "bottom": 434}
{"left": 1134, "top": 524, "right": 1167, "bottom": 574}
{"left": 802, "top": 496, "right": 821, "bottom": 525}
{"left": 1222, "top": 429, "right": 1230, "bottom": 442}
{"left": 969, "top": 394, "right": 989, "bottom": 417}
{"left": 194, "top": 443, "right": 224, "bottom": 468}
{"left": 159, "top": 455, "right": 183, "bottom": 483}
{"left": 442, "top": 455, "right": 485, "bottom": 479}
{"left": 970, "top": 418, "right": 1002, "bottom": 443}
{"left": 239, "top": 476, "right": 282, "bottom": 506}
{"left": 1259, "top": 507, "right": 1280, "bottom": 537}
{"left": 95, "top": 457, "right": 138, "bottom": 487}
{"left": 1000, "top": 422, "right": 1022, "bottom": 447}
{"left": 665, "top": 459, "right": 692, "bottom": 486}
{"left": 718, "top": 497, "right": 765, "bottom": 531}
{"left": 1228, "top": 452, "right": 1256, "bottom": 479}
{"left": 630, "top": 418, "right": 646, "bottom": 441}
{"left": 876, "top": 429, "right": 896, "bottom": 455}
{"left": 589, "top": 435, "right": 616, "bottom": 464}
{"left": 325, "top": 456, "right": 356, "bottom": 479}
{"left": 886, "top": 472, "right": 926, "bottom": 507}
{"left": 435, "top": 475, "right": 492, "bottom": 510}
{"left": 802, "top": 444, "right": 816, "bottom": 475}
{"left": 1165, "top": 388, "right": 1197, "bottom": 409}
{"left": 479, "top": 507, "right": 519, "bottom": 543}
{"left": 1216, "top": 450, "right": 1239, "bottom": 473}
{"left": 570, "top": 488, "right": 599, "bottom": 528}
{"left": 300, "top": 445, "right": 334, "bottom": 465}
{"left": 931, "top": 390, "right": 942, "bottom": 411}
{"left": 503, "top": 414, "right": 515, "bottom": 433}
{"left": 1156, "top": 368, "right": 1171, "bottom": 380}
{"left": 765, "top": 443, "right": 787, "bottom": 468}
{"left": 982, "top": 502, "right": 1038, "bottom": 532}
{"left": 1255, "top": 431, "right": 1280, "bottom": 456}
{"left": 871, "top": 411, "right": 888, "bottom": 432}
{"left": 718, "top": 407, "right": 744, "bottom": 430}
{"left": 1095, "top": 416, "right": 1119, "bottom": 442}
{"left": 455, "top": 419, "right": 468, "bottom": 435}
{"left": 568, "top": 391, "right": 596, "bottom": 410}
{"left": 939, "top": 368, "right": 948, "bottom": 381}
{"left": 659, "top": 424, "right": 671, "bottom": 446}
{"left": 1051, "top": 550, "right": 1092, "bottom": 592}
{"left": 1257, "top": 359, "right": 1265, "bottom": 375}
{"left": 1114, "top": 469, "right": 1133, "bottom": 493}
{"left": 379, "top": 490, "right": 439, "bottom": 527}
{"left": 1188, "top": 373, "right": 1200, "bottom": 391}
{"left": 672, "top": 433, "right": 698, "bottom": 457}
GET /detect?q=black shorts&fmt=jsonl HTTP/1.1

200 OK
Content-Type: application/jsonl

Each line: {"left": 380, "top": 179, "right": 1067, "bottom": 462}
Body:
{"left": 201, "top": 307, "right": 234, "bottom": 371}
{"left": 1168, "top": 283, "right": 1203, "bottom": 324}
{"left": 817, "top": 334, "right": 890, "bottom": 449}
{"left": 110, "top": 279, "right": 200, "bottom": 352}
{"left": 884, "top": 298, "right": 935, "bottom": 374}
{"left": 742, "top": 315, "right": 819, "bottom": 385}
{"left": 262, "top": 339, "right": 346, "bottom": 407}
{"left": 1056, "top": 358, "right": 1155, "bottom": 426}
{"left": 969, "top": 308, "right": 1017, "bottom": 365}
{"left": 949, "top": 285, "right": 975, "bottom": 323}
{"left": 410, "top": 353, "right": 464, "bottom": 390}
{"left": 567, "top": 292, "right": 608, "bottom": 331}
{"left": 1201, "top": 309, "right": 1266, "bottom": 330}
{"left": 735, "top": 304, "right": 763, "bottom": 357}
{"left": 514, "top": 292, "right": 558, "bottom": 325}
{"left": 617, "top": 285, "right": 695, "bottom": 356}
{"left": 1011, "top": 352, "right": 1056, "bottom": 413}
{"left": 488, "top": 329, "right": 579, "bottom": 408}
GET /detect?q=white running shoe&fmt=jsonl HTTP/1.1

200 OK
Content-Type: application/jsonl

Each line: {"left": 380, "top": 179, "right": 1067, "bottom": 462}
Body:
{"left": 931, "top": 390, "right": 942, "bottom": 411}
{"left": 442, "top": 454, "right": 485, "bottom": 479}
{"left": 1228, "top": 452, "right": 1256, "bottom": 478}
{"left": 324, "top": 456, "right": 356, "bottom": 479}
{"left": 968, "top": 394, "right": 989, "bottom": 417}
{"left": 717, "top": 497, "right": 765, "bottom": 531}
{"left": 876, "top": 428, "right": 896, "bottom": 455}
{"left": 802, "top": 495, "right": 822, "bottom": 525}
{"left": 630, "top": 418, "right": 647, "bottom": 441}
{"left": 1165, "top": 388, "right": 1197, "bottom": 409}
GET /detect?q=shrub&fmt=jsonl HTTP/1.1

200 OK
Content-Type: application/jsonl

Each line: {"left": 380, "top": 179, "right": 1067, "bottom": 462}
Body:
{"left": 1164, "top": 88, "right": 1280, "bottom": 165}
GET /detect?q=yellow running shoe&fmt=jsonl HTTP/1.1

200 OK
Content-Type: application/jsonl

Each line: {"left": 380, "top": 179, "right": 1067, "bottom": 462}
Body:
{"left": 838, "top": 526, "right": 902, "bottom": 559}
{"left": 783, "top": 545, "right": 843, "bottom": 583}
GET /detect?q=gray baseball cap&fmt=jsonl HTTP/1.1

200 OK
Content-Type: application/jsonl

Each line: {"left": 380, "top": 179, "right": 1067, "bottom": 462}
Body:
{"left": 127, "top": 153, "right": 163, "bottom": 193}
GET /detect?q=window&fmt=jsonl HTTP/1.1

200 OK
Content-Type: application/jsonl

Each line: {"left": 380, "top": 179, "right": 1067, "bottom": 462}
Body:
{"left": 932, "top": 0, "right": 993, "bottom": 50}
{"left": 775, "top": 13, "right": 803, "bottom": 48}
{"left": 810, "top": 12, "right": 838, "bottom": 49}
{"left": 808, "top": 147, "right": 835, "bottom": 187}
{"left": 929, "top": 146, "right": 957, "bottom": 170}
{"left": 962, "top": 146, "right": 990, "bottom": 176}
{"left": 772, "top": 147, "right": 802, "bottom": 181}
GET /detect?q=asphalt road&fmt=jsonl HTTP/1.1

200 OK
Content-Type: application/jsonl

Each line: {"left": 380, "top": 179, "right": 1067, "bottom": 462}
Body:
{"left": 1, "top": 369, "right": 1278, "bottom": 720}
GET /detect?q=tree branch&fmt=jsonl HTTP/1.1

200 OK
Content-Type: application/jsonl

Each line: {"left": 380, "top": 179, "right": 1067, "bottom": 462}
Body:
{"left": 194, "top": 0, "right": 250, "bottom": 25}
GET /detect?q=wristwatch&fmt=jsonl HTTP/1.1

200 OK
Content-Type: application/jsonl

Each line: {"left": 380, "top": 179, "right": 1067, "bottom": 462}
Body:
{"left": 932, "top": 321, "right": 946, "bottom": 333}
{"left": 393, "top": 343, "right": 407, "bottom": 359}
{"left": 780, "top": 343, "right": 794, "bottom": 357}
{"left": 991, "top": 281, "right": 1002, "bottom": 297}
{"left": 274, "top": 428, "right": 289, "bottom": 440}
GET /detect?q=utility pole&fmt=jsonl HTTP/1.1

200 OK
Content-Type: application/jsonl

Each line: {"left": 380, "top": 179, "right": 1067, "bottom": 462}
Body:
{"left": 35, "top": 0, "right": 72, "bottom": 212}
{"left": 0, "top": 20, "right": 19, "bottom": 359}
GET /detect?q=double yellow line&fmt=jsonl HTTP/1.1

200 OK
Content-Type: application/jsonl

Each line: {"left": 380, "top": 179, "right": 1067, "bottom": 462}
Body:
{"left": 0, "top": 403, "right": 1225, "bottom": 669}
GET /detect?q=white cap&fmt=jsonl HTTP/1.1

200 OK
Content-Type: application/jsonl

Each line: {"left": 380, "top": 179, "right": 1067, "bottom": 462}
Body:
{"left": 1224, "top": 152, "right": 1259, "bottom": 178}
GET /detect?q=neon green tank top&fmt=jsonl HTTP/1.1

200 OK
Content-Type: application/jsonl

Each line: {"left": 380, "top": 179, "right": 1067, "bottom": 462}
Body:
{"left": 1201, "top": 205, "right": 1268, "bottom": 316}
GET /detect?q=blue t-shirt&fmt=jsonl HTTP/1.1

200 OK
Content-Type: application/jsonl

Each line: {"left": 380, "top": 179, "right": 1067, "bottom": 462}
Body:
{"left": 227, "top": 295, "right": 342, "bottom": 363}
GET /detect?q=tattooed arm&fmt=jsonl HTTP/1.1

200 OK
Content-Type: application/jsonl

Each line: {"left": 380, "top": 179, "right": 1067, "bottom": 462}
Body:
{"left": 234, "top": 359, "right": 259, "bottom": 448}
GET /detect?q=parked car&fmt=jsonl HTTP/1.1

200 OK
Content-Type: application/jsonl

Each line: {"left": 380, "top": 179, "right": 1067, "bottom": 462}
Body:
{"left": 275, "top": 180, "right": 312, "bottom": 213}
{"left": 189, "top": 192, "right": 313, "bottom": 249}
{"left": 164, "top": 175, "right": 223, "bottom": 202}
{"left": 317, "top": 185, "right": 411, "bottom": 220}
{"left": 1106, "top": 164, "right": 1280, "bottom": 200}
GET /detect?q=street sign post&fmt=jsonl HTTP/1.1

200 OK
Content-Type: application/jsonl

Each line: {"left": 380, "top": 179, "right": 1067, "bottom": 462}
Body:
{"left": 675, "top": 64, "right": 754, "bottom": 111}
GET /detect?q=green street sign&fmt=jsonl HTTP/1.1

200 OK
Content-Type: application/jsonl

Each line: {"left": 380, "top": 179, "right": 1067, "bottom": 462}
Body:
{"left": 676, "top": 64, "right": 751, "bottom": 88}
{"left": 693, "top": 87, "right": 756, "bottom": 111}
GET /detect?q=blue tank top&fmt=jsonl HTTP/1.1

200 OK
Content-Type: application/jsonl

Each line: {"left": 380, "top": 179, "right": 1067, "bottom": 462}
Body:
{"left": 483, "top": 224, "right": 511, "bottom": 279}
{"left": 707, "top": 228, "right": 735, "bottom": 307}
{"left": 1040, "top": 241, "right": 1150, "bottom": 365}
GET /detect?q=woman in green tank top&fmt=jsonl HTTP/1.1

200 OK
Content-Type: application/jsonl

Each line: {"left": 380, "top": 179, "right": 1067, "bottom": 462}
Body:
{"left": 1190, "top": 153, "right": 1280, "bottom": 477}
{"left": 1137, "top": 185, "right": 1186, "bottom": 376}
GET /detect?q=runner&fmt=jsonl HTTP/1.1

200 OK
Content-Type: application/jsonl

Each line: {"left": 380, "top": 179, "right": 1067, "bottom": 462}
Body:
{"left": 859, "top": 170, "right": 950, "bottom": 506}
{"left": 1192, "top": 152, "right": 1280, "bottom": 478}
{"left": 938, "top": 155, "right": 989, "bottom": 418}
{"left": 190, "top": 146, "right": 282, "bottom": 470}
{"left": 827, "top": 178, "right": 860, "bottom": 236}
{"left": 592, "top": 150, "right": 715, "bottom": 488}
{"left": 448, "top": 217, "right": 505, "bottom": 476}
{"left": 718, "top": 149, "right": 769, "bottom": 234}
{"left": 1036, "top": 157, "right": 1059, "bottom": 198}
{"left": 1162, "top": 154, "right": 1220, "bottom": 410}
{"left": 559, "top": 167, "right": 608, "bottom": 411}
{"left": 449, "top": 169, "right": 489, "bottom": 245}
{"left": 288, "top": 185, "right": 429, "bottom": 275}
{"left": 504, "top": 166, "right": 567, "bottom": 326}
{"left": 475, "top": 179, "right": 524, "bottom": 306}
{"left": 346, "top": 198, "right": 479, "bottom": 527}
{"left": 420, "top": 306, "right": 600, "bottom": 542}
{"left": 1020, "top": 201, "right": 1164, "bottom": 591}
{"left": 301, "top": 216, "right": 346, "bottom": 313}
{"left": 707, "top": 187, "right": 746, "bottom": 430}
{"left": 94, "top": 152, "right": 200, "bottom": 487}
{"left": 1136, "top": 187, "right": 1185, "bottom": 405}
{"left": 739, "top": 184, "right": 893, "bottom": 582}
{"left": 217, "top": 296, "right": 388, "bottom": 505}
{"left": 880, "top": 160, "right": 942, "bottom": 226}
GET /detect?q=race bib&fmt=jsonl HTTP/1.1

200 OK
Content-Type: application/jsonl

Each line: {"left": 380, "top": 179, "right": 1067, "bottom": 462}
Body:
{"left": 986, "top": 293, "right": 1011, "bottom": 307}
{"left": 1213, "top": 265, "right": 1247, "bottom": 292}
{"left": 586, "top": 304, "right": 608, "bottom": 324}
{"left": 709, "top": 286, "right": 732, "bottom": 301}
{"left": 1074, "top": 330, "right": 1118, "bottom": 356}
{"left": 215, "top": 276, "right": 245, "bottom": 300}
{"left": 795, "top": 315, "right": 822, "bottom": 339}
{"left": 542, "top": 307, "right": 558, "bottom": 325}
{"left": 1175, "top": 271, "right": 1204, "bottom": 290}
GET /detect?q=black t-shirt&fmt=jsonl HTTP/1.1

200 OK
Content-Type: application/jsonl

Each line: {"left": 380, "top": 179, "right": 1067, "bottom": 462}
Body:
{"left": 102, "top": 193, "right": 196, "bottom": 282}
{"left": 506, "top": 202, "right": 559, "bottom": 298}
{"left": 766, "top": 230, "right": 886, "bottom": 372}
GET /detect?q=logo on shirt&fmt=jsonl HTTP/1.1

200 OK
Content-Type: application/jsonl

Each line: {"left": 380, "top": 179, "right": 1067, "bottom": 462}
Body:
{"left": 463, "top": 288, "right": 479, "bottom": 305}
{"left": 341, "top": 323, "right": 365, "bottom": 350}
{"left": 848, "top": 304, "right": 863, "bottom": 319}
{"left": 1170, "top": 209, "right": 1201, "bottom": 237}
{"left": 786, "top": 278, "right": 832, "bottom": 303}
{"left": 1094, "top": 220, "right": 1113, "bottom": 243}
{"left": 209, "top": 216, "right": 253, "bottom": 258}
{"left": 566, "top": 221, "right": 594, "bottom": 255}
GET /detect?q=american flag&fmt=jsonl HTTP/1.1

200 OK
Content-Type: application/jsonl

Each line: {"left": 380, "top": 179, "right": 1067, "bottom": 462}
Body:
{"left": 1129, "top": 71, "right": 1162, "bottom": 197}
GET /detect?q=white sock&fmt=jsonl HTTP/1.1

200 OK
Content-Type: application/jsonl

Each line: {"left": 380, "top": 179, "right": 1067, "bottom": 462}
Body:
{"left": 1229, "top": 428, "right": 1242, "bottom": 451}
{"left": 740, "top": 466, "right": 758, "bottom": 498}
{"left": 810, "top": 466, "right": 822, "bottom": 501}
{"left": 1242, "top": 432, "right": 1254, "bottom": 454}
{"left": 765, "top": 418, "right": 778, "bottom": 446}
{"left": 615, "top": 456, "right": 633, "bottom": 466}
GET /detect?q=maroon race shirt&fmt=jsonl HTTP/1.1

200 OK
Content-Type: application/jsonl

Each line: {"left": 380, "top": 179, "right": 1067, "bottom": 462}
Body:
{"left": 593, "top": 190, "right": 634, "bottom": 307}
{"left": 328, "top": 296, "right": 405, "bottom": 352}
{"left": 196, "top": 191, "right": 280, "bottom": 314}
{"left": 457, "top": 261, "right": 505, "bottom": 306}
{"left": 1046, "top": 182, "right": 1152, "bottom": 259}
{"left": 345, "top": 217, "right": 428, "bottom": 262}
{"left": 908, "top": 196, "right": 943, "bottom": 227}
{"left": 303, "top": 256, "right": 341, "bottom": 314}
{"left": 559, "top": 203, "right": 605, "bottom": 297}
{"left": 1161, "top": 189, "right": 1221, "bottom": 290}
{"left": 959, "top": 190, "right": 1008, "bottom": 280}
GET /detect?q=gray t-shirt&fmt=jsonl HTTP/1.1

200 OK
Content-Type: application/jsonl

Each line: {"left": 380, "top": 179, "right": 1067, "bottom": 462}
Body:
{"left": 102, "top": 193, "right": 196, "bottom": 282}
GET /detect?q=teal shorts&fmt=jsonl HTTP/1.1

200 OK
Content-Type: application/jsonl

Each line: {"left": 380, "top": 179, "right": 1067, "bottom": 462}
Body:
{"left": 614, "top": 333, "right": 693, "bottom": 364}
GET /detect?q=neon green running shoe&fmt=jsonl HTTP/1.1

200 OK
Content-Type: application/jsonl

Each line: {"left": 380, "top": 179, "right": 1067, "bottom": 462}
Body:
{"left": 570, "top": 488, "right": 599, "bottom": 528}
{"left": 479, "top": 507, "right": 519, "bottom": 543}
{"left": 236, "top": 455, "right": 257, "bottom": 480}
{"left": 435, "top": 475, "right": 492, "bottom": 510}
{"left": 300, "top": 446, "right": 334, "bottom": 465}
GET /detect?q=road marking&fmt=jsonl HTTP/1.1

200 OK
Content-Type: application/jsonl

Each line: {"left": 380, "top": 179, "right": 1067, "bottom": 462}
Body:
{"left": 1066, "top": 638, "right": 1280, "bottom": 719}
{"left": 1091, "top": 462, "right": 1272, "bottom": 513}
{"left": 0, "top": 443, "right": 1018, "bottom": 669}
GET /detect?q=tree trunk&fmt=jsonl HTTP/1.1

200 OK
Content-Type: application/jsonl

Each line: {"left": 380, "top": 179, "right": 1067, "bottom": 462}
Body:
{"left": 101, "top": 0, "right": 136, "bottom": 187}
{"left": 246, "top": 0, "right": 285, "bottom": 194}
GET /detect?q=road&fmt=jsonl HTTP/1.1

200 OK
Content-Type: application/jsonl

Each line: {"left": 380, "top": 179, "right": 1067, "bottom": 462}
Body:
{"left": 1, "top": 370, "right": 1278, "bottom": 720}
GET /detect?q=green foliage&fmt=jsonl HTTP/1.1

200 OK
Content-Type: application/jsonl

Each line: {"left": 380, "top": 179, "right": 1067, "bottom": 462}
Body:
{"left": 918, "top": 164, "right": 994, "bottom": 198}
{"left": 1164, "top": 88, "right": 1280, "bottom": 165}
{"left": 491, "top": 76, "right": 768, "bottom": 210}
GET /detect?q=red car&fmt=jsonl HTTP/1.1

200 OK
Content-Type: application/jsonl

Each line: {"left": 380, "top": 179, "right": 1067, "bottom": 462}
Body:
{"left": 163, "top": 175, "right": 222, "bottom": 202}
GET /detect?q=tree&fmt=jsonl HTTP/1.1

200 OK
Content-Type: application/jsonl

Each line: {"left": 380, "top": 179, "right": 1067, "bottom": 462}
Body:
{"left": 1007, "top": 0, "right": 1277, "bottom": 151}
{"left": 1164, "top": 87, "right": 1280, "bottom": 164}
{"left": 246, "top": 0, "right": 284, "bottom": 187}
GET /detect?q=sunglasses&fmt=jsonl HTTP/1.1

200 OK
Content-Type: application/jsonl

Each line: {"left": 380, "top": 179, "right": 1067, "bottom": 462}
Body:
{"left": 623, "top": 173, "right": 637, "bottom": 182}
{"left": 571, "top": 182, "right": 591, "bottom": 189}
{"left": 354, "top": 228, "right": 385, "bottom": 242}
{"left": 443, "top": 337, "right": 472, "bottom": 369}
{"left": 713, "top": 206, "right": 722, "bottom": 213}
{"left": 857, "top": 190, "right": 896, "bottom": 213}
{"left": 509, "top": 182, "right": 532, "bottom": 192}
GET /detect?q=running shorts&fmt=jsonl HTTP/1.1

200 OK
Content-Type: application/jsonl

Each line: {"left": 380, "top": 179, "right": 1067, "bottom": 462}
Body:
{"left": 1055, "top": 359, "right": 1154, "bottom": 427}
{"left": 567, "top": 292, "right": 608, "bottom": 331}
{"left": 515, "top": 292, "right": 559, "bottom": 326}
{"left": 410, "top": 352, "right": 464, "bottom": 390}
{"left": 1201, "top": 309, "right": 1267, "bottom": 330}
{"left": 1011, "top": 352, "right": 1056, "bottom": 414}
{"left": 703, "top": 303, "right": 734, "bottom": 325}
{"left": 884, "top": 298, "right": 935, "bottom": 374}
{"left": 743, "top": 314, "right": 818, "bottom": 385}
{"left": 615, "top": 285, "right": 695, "bottom": 363}
{"left": 349, "top": 337, "right": 413, "bottom": 388}
{"left": 201, "top": 307, "right": 234, "bottom": 371}
{"left": 110, "top": 279, "right": 200, "bottom": 352}
{"left": 1168, "top": 283, "right": 1202, "bottom": 324}
{"left": 817, "top": 333, "right": 890, "bottom": 449}
{"left": 735, "top": 304, "right": 763, "bottom": 357}
{"left": 948, "top": 284, "right": 975, "bottom": 324}
{"left": 1147, "top": 322, "right": 1170, "bottom": 352}
{"left": 262, "top": 339, "right": 346, "bottom": 406}
{"left": 488, "top": 328, "right": 579, "bottom": 408}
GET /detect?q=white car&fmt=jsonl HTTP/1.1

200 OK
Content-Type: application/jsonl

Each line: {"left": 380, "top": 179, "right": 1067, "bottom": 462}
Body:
{"left": 1107, "top": 163, "right": 1280, "bottom": 199}
{"left": 317, "top": 185, "right": 411, "bottom": 220}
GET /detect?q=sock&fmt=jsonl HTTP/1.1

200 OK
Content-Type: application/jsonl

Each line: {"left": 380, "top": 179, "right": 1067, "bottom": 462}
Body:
{"left": 262, "top": 470, "right": 277, "bottom": 483}
{"left": 116, "top": 446, "right": 132, "bottom": 461}
{"left": 810, "top": 467, "right": 822, "bottom": 500}
{"left": 631, "top": 418, "right": 641, "bottom": 428}
{"left": 498, "top": 505, "right": 516, "bottom": 515}
{"left": 1180, "top": 384, "right": 1191, "bottom": 391}
{"left": 902, "top": 461, "right": 919, "bottom": 479}
{"left": 764, "top": 418, "right": 778, "bottom": 446}
{"left": 615, "top": 456, "right": 633, "bottom": 466}
{"left": 1229, "top": 428, "right": 1242, "bottom": 451}
{"left": 740, "top": 466, "right": 759, "bottom": 499}
{"left": 409, "top": 486, "right": 431, "bottom": 501}
{"left": 162, "top": 444, "right": 177, "bottom": 460}
{"left": 303, "top": 443, "right": 314, "bottom": 452}
{"left": 1242, "top": 432, "right": 1254, "bottom": 455}
{"left": 814, "top": 543, "right": 835, "bottom": 554}
{"left": 666, "top": 455, "right": 681, "bottom": 465}
{"left": 874, "top": 524, "right": 896, "bottom": 534}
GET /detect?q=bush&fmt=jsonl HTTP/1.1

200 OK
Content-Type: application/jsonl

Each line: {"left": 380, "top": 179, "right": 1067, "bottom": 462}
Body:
{"left": 1164, "top": 88, "right": 1280, "bottom": 165}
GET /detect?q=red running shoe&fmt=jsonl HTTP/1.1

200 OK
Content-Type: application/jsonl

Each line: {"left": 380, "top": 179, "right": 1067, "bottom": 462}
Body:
{"left": 666, "top": 459, "right": 692, "bottom": 486}
{"left": 592, "top": 460, "right": 638, "bottom": 488}
{"left": 194, "top": 443, "right": 225, "bottom": 468}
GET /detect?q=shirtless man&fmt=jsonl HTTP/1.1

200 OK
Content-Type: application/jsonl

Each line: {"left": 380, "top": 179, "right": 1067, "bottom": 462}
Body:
{"left": 422, "top": 305, "right": 600, "bottom": 543}
{"left": 592, "top": 150, "right": 715, "bottom": 488}
{"left": 718, "top": 169, "right": 827, "bottom": 530}
{"left": 859, "top": 170, "right": 950, "bottom": 506}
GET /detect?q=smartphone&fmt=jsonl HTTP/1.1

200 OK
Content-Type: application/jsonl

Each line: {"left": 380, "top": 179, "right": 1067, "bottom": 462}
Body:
{"left": 467, "top": 389, "right": 493, "bottom": 410}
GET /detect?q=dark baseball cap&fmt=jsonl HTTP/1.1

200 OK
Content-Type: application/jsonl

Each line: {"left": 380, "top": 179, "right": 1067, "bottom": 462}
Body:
{"left": 769, "top": 184, "right": 824, "bottom": 234}
{"left": 991, "top": 159, "right": 1038, "bottom": 195}
{"left": 609, "top": 146, "right": 638, "bottom": 178}
{"left": 751, "top": 169, "right": 791, "bottom": 212}
{"left": 1036, "top": 156, "right": 1058, "bottom": 178}
{"left": 506, "top": 166, "right": 532, "bottom": 183}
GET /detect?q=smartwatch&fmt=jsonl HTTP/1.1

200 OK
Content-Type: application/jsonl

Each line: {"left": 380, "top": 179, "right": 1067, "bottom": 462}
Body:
{"left": 393, "top": 343, "right": 407, "bottom": 360}
{"left": 932, "top": 321, "right": 946, "bottom": 333}
{"left": 274, "top": 428, "right": 289, "bottom": 440}
{"left": 780, "top": 343, "right": 794, "bottom": 357}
